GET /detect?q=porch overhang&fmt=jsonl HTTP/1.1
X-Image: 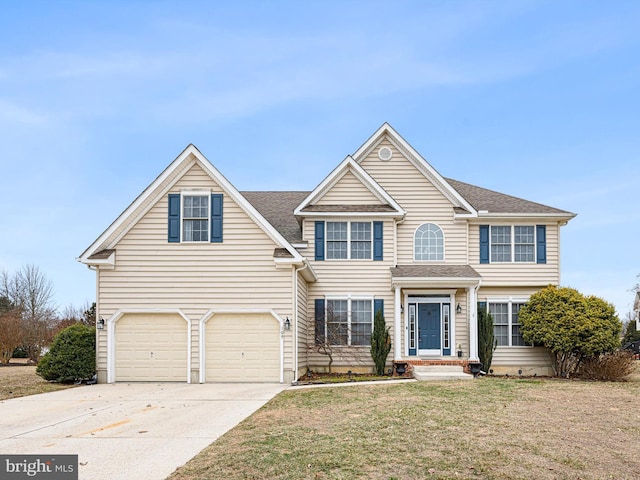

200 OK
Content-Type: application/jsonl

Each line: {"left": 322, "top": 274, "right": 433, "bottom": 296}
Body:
{"left": 390, "top": 265, "right": 482, "bottom": 289}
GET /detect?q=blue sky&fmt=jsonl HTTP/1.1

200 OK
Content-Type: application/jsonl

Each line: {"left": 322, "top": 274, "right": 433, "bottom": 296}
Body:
{"left": 1, "top": 1, "right": 638, "bottom": 318}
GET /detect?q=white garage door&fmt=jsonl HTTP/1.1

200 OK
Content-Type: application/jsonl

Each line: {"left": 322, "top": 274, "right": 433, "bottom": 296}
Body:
{"left": 205, "top": 313, "right": 280, "bottom": 382}
{"left": 115, "top": 313, "right": 188, "bottom": 382}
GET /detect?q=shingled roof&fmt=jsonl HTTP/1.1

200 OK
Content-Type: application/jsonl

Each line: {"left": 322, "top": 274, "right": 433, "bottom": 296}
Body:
{"left": 241, "top": 178, "right": 573, "bottom": 244}
{"left": 445, "top": 178, "right": 573, "bottom": 215}
{"left": 241, "top": 191, "right": 308, "bottom": 243}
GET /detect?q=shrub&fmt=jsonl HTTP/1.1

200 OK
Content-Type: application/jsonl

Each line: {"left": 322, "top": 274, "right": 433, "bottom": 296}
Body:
{"left": 36, "top": 323, "right": 95, "bottom": 383}
{"left": 477, "top": 305, "right": 495, "bottom": 372}
{"left": 370, "top": 309, "right": 391, "bottom": 376}
{"left": 579, "top": 350, "right": 637, "bottom": 381}
{"left": 519, "top": 286, "right": 621, "bottom": 377}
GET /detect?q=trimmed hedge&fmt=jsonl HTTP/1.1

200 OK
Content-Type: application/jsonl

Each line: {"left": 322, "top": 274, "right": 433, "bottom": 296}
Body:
{"left": 36, "top": 323, "right": 96, "bottom": 383}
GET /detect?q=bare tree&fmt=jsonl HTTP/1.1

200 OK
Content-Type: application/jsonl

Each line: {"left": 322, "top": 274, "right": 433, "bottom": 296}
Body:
{"left": 311, "top": 302, "right": 369, "bottom": 374}
{"left": 1, "top": 265, "right": 57, "bottom": 362}
{"left": 0, "top": 306, "right": 23, "bottom": 364}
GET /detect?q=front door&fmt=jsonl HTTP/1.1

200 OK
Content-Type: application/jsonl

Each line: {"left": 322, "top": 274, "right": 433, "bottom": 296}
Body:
{"left": 418, "top": 303, "right": 441, "bottom": 355}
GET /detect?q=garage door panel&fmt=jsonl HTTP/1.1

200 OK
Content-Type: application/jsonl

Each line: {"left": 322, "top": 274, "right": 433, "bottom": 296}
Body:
{"left": 115, "top": 314, "right": 188, "bottom": 382}
{"left": 205, "top": 314, "right": 280, "bottom": 383}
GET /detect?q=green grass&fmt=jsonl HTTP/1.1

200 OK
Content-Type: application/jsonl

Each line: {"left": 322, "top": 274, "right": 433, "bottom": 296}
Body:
{"left": 168, "top": 373, "right": 640, "bottom": 480}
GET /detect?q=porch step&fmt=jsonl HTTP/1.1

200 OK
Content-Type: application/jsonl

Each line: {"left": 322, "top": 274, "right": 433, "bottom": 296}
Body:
{"left": 412, "top": 365, "right": 473, "bottom": 381}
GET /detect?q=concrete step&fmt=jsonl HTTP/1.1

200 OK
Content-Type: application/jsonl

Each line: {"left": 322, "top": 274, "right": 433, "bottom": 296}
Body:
{"left": 412, "top": 365, "right": 473, "bottom": 381}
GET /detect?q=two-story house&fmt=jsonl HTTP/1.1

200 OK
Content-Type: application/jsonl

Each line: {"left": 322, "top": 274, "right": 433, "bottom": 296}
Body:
{"left": 79, "top": 124, "right": 575, "bottom": 383}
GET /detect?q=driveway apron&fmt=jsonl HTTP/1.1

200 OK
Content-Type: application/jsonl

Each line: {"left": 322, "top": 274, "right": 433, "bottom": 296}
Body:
{"left": 0, "top": 383, "right": 287, "bottom": 480}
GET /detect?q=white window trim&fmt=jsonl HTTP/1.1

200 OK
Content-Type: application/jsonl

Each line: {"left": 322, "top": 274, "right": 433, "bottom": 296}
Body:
{"left": 325, "top": 221, "right": 373, "bottom": 260}
{"left": 486, "top": 297, "right": 531, "bottom": 347}
{"left": 413, "top": 222, "right": 446, "bottom": 262}
{"left": 181, "top": 191, "right": 210, "bottom": 243}
{"left": 489, "top": 225, "right": 536, "bottom": 264}
{"left": 323, "top": 295, "right": 375, "bottom": 347}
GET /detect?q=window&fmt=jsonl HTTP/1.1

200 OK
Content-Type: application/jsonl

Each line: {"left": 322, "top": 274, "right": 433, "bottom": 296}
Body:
{"left": 326, "top": 222, "right": 372, "bottom": 260}
{"left": 351, "top": 300, "right": 372, "bottom": 345}
{"left": 183, "top": 195, "right": 209, "bottom": 242}
{"left": 168, "top": 193, "right": 223, "bottom": 243}
{"left": 511, "top": 303, "right": 526, "bottom": 346}
{"left": 326, "top": 222, "right": 348, "bottom": 259}
{"left": 488, "top": 301, "right": 527, "bottom": 347}
{"left": 350, "top": 222, "right": 372, "bottom": 259}
{"left": 322, "top": 298, "right": 374, "bottom": 346}
{"left": 490, "top": 226, "right": 535, "bottom": 263}
{"left": 327, "top": 299, "right": 348, "bottom": 345}
{"left": 414, "top": 223, "right": 444, "bottom": 261}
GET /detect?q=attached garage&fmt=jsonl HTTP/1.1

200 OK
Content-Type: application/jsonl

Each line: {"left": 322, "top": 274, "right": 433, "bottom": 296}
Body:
{"left": 204, "top": 313, "right": 281, "bottom": 382}
{"left": 114, "top": 313, "right": 189, "bottom": 382}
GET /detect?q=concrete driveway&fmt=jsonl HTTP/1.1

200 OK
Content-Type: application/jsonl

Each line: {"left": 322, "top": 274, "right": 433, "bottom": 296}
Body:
{"left": 0, "top": 382, "right": 288, "bottom": 480}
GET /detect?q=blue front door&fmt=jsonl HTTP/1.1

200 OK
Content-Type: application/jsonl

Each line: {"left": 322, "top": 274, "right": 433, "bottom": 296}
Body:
{"left": 418, "top": 303, "right": 441, "bottom": 351}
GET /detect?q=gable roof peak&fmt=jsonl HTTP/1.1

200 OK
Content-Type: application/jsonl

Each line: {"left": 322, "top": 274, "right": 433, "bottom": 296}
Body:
{"left": 352, "top": 123, "right": 478, "bottom": 215}
{"left": 294, "top": 154, "right": 405, "bottom": 217}
{"left": 79, "top": 143, "right": 305, "bottom": 264}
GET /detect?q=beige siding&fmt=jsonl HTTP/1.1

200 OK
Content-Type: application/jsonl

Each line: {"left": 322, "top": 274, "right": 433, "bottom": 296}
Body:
{"left": 316, "top": 171, "right": 381, "bottom": 205}
{"left": 304, "top": 217, "right": 395, "bottom": 372}
{"left": 492, "top": 347, "right": 553, "bottom": 376}
{"left": 96, "top": 162, "right": 294, "bottom": 381}
{"left": 469, "top": 223, "right": 561, "bottom": 285}
{"left": 359, "top": 139, "right": 468, "bottom": 264}
{"left": 296, "top": 271, "right": 309, "bottom": 376}
{"left": 454, "top": 290, "right": 469, "bottom": 358}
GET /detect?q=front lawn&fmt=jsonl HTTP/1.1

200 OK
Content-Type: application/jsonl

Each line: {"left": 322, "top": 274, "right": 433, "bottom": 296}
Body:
{"left": 0, "top": 362, "right": 75, "bottom": 400}
{"left": 169, "top": 367, "right": 640, "bottom": 480}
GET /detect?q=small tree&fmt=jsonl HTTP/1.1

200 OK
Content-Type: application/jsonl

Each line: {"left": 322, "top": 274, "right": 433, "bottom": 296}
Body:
{"left": 519, "top": 285, "right": 621, "bottom": 377}
{"left": 36, "top": 324, "right": 96, "bottom": 383}
{"left": 1, "top": 266, "right": 57, "bottom": 362}
{"left": 0, "top": 306, "right": 23, "bottom": 364}
{"left": 477, "top": 305, "right": 495, "bottom": 372}
{"left": 370, "top": 309, "right": 391, "bottom": 376}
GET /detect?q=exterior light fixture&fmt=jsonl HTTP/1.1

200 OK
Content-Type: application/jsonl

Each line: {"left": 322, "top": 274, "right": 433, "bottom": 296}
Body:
{"left": 97, "top": 318, "right": 105, "bottom": 330}
{"left": 284, "top": 318, "right": 291, "bottom": 330}
{"left": 456, "top": 303, "right": 461, "bottom": 314}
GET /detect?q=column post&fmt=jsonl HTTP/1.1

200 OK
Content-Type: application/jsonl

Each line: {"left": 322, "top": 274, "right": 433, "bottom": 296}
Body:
{"left": 468, "top": 284, "right": 480, "bottom": 362}
{"left": 394, "top": 286, "right": 402, "bottom": 360}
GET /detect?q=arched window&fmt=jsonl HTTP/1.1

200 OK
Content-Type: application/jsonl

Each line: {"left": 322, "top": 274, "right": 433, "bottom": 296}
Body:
{"left": 414, "top": 223, "right": 444, "bottom": 261}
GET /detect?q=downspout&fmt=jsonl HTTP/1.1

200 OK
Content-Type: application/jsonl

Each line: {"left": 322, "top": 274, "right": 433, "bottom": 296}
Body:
{"left": 293, "top": 261, "right": 310, "bottom": 384}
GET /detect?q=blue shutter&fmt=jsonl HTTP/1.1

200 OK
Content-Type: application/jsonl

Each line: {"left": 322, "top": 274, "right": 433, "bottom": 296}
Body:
{"left": 479, "top": 225, "right": 489, "bottom": 264}
{"left": 168, "top": 194, "right": 180, "bottom": 243}
{"left": 211, "top": 194, "right": 223, "bottom": 243}
{"left": 374, "top": 299, "right": 384, "bottom": 317}
{"left": 315, "top": 221, "right": 325, "bottom": 261}
{"left": 314, "top": 299, "right": 325, "bottom": 345}
{"left": 373, "top": 221, "right": 383, "bottom": 261}
{"left": 478, "top": 301, "right": 487, "bottom": 313}
{"left": 536, "top": 225, "right": 546, "bottom": 264}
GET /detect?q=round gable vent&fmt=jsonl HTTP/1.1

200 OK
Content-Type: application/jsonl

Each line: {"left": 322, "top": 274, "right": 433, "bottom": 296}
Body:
{"left": 378, "top": 146, "right": 393, "bottom": 161}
